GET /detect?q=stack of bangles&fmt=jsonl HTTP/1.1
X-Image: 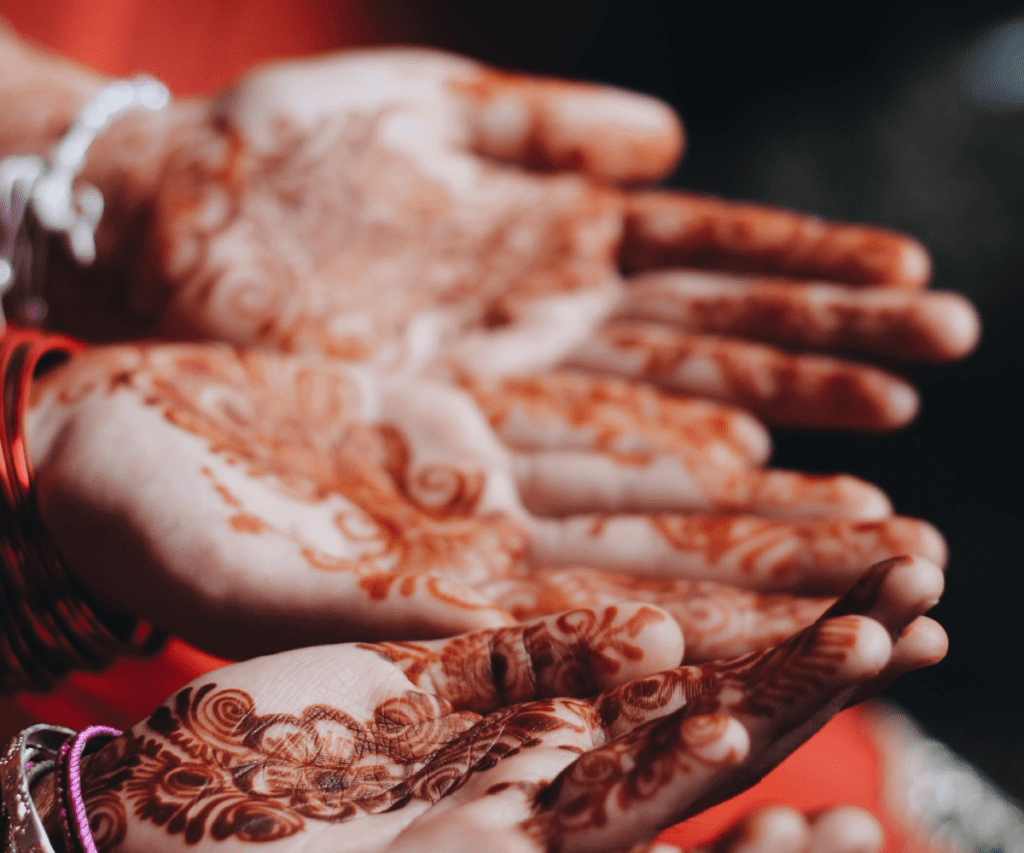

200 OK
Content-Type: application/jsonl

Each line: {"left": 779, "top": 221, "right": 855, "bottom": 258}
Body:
{"left": 1, "top": 722, "right": 122, "bottom": 853}
{"left": 0, "top": 326, "right": 160, "bottom": 851}
{"left": 0, "top": 325, "right": 165, "bottom": 697}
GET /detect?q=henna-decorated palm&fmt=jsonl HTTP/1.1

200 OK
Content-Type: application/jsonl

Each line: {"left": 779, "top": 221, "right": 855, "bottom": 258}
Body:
{"left": 70, "top": 557, "right": 944, "bottom": 853}
{"left": 54, "top": 49, "right": 978, "bottom": 429}
{"left": 26, "top": 342, "right": 944, "bottom": 660}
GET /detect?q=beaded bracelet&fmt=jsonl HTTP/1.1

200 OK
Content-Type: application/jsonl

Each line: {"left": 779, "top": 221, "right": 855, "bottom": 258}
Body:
{"left": 1, "top": 724, "right": 122, "bottom": 853}
{"left": 0, "top": 723, "right": 75, "bottom": 853}
{"left": 0, "top": 325, "right": 165, "bottom": 694}
{"left": 55, "top": 726, "right": 123, "bottom": 853}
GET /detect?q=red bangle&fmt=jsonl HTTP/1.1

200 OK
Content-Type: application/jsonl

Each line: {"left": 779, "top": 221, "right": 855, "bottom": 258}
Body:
{"left": 0, "top": 325, "right": 164, "bottom": 694}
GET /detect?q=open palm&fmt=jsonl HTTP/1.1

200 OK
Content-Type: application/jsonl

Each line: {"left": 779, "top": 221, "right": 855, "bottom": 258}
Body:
{"left": 74, "top": 556, "right": 943, "bottom": 853}
{"left": 46, "top": 49, "right": 978, "bottom": 431}
{"left": 26, "top": 342, "right": 944, "bottom": 660}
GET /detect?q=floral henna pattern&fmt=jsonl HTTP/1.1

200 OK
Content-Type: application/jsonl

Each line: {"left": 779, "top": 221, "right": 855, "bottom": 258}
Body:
{"left": 81, "top": 683, "right": 484, "bottom": 847}
{"left": 568, "top": 320, "right": 914, "bottom": 430}
{"left": 620, "top": 191, "right": 928, "bottom": 285}
{"left": 619, "top": 271, "right": 972, "bottom": 362}
{"left": 532, "top": 512, "right": 940, "bottom": 593}
{"left": 592, "top": 614, "right": 862, "bottom": 736}
{"left": 524, "top": 712, "right": 742, "bottom": 849}
{"left": 81, "top": 684, "right": 593, "bottom": 848}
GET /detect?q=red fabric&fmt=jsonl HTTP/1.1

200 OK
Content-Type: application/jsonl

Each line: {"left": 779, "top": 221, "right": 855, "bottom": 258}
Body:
{"left": 0, "top": 0, "right": 383, "bottom": 96}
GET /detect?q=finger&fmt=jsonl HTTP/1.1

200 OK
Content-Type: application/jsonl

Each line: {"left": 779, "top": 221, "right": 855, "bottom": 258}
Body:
{"left": 567, "top": 321, "right": 920, "bottom": 431}
{"left": 455, "top": 69, "right": 684, "bottom": 182}
{"left": 709, "top": 805, "right": 811, "bottom": 853}
{"left": 619, "top": 271, "right": 980, "bottom": 363}
{"left": 478, "top": 569, "right": 831, "bottom": 663}
{"left": 513, "top": 450, "right": 891, "bottom": 520}
{"left": 807, "top": 807, "right": 884, "bottom": 853}
{"left": 463, "top": 371, "right": 770, "bottom": 468}
{"left": 592, "top": 556, "right": 941, "bottom": 820}
{"left": 372, "top": 604, "right": 685, "bottom": 713}
{"left": 845, "top": 615, "right": 947, "bottom": 707}
{"left": 526, "top": 515, "right": 946, "bottom": 593}
{"left": 621, "top": 192, "right": 931, "bottom": 287}
{"left": 528, "top": 713, "right": 750, "bottom": 853}
{"left": 823, "top": 555, "right": 944, "bottom": 636}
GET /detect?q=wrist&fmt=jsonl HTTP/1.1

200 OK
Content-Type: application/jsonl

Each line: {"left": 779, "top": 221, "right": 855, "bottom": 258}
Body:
{"left": 75, "top": 98, "right": 197, "bottom": 268}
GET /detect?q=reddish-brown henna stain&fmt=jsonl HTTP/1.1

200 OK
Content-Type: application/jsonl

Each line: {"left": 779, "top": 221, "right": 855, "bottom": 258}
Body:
{"left": 622, "top": 274, "right": 952, "bottom": 360}
{"left": 484, "top": 569, "right": 829, "bottom": 662}
{"left": 45, "top": 345, "right": 530, "bottom": 603}
{"left": 228, "top": 513, "right": 266, "bottom": 533}
{"left": 577, "top": 321, "right": 899, "bottom": 429}
{"left": 364, "top": 605, "right": 662, "bottom": 710}
{"left": 141, "top": 110, "right": 621, "bottom": 356}
{"left": 620, "top": 192, "right": 926, "bottom": 286}
{"left": 462, "top": 370, "right": 750, "bottom": 465}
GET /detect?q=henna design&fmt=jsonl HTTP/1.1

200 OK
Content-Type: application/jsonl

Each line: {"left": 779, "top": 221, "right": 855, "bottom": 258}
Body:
{"left": 481, "top": 569, "right": 829, "bottom": 662}
{"left": 364, "top": 604, "right": 667, "bottom": 710}
{"left": 525, "top": 712, "right": 741, "bottom": 849}
{"left": 592, "top": 614, "right": 861, "bottom": 735}
{"left": 620, "top": 191, "right": 929, "bottom": 286}
{"left": 461, "top": 370, "right": 765, "bottom": 467}
{"left": 144, "top": 106, "right": 621, "bottom": 360}
{"left": 619, "top": 271, "right": 975, "bottom": 362}
{"left": 37, "top": 344, "right": 529, "bottom": 595}
{"left": 80, "top": 683, "right": 594, "bottom": 848}
{"left": 568, "top": 320, "right": 916, "bottom": 430}
{"left": 528, "top": 512, "right": 942, "bottom": 593}
{"left": 81, "top": 683, "right": 485, "bottom": 847}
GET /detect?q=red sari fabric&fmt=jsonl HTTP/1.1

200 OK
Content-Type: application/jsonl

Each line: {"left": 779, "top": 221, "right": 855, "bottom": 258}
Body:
{"left": 0, "top": 3, "right": 925, "bottom": 848}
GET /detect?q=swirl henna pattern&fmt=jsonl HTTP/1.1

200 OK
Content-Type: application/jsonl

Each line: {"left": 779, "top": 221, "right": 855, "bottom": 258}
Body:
{"left": 38, "top": 48, "right": 976, "bottom": 436}
{"left": 26, "top": 341, "right": 947, "bottom": 655}
{"left": 75, "top": 559, "right": 944, "bottom": 853}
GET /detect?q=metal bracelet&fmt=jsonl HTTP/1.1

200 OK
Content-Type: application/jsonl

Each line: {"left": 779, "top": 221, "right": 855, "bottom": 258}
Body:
{"left": 0, "top": 74, "right": 169, "bottom": 329}
{"left": 1, "top": 724, "right": 75, "bottom": 853}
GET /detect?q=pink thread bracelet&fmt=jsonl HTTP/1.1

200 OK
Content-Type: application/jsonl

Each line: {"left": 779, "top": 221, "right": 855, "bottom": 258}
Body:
{"left": 56, "top": 725, "right": 122, "bottom": 853}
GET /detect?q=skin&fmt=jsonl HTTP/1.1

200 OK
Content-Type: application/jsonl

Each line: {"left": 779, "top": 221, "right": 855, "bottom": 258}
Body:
{"left": 0, "top": 33, "right": 978, "bottom": 428}
{"left": 25, "top": 343, "right": 945, "bottom": 660}
{"left": 53, "top": 556, "right": 942, "bottom": 853}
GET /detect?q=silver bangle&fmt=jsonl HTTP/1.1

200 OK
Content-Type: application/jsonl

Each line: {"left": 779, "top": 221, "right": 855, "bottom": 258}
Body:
{"left": 0, "top": 74, "right": 169, "bottom": 330}
{"left": 1, "top": 724, "right": 75, "bottom": 853}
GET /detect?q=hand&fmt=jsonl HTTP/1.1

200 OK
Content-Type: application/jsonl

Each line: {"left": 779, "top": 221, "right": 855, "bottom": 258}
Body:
{"left": 51, "top": 49, "right": 680, "bottom": 374}
{"left": 51, "top": 48, "right": 976, "bottom": 426}
{"left": 73, "top": 557, "right": 944, "bottom": 853}
{"left": 26, "top": 343, "right": 944, "bottom": 659}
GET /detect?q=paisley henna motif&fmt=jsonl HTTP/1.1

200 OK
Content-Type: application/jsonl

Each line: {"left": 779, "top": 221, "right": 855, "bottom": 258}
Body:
{"left": 365, "top": 604, "right": 668, "bottom": 708}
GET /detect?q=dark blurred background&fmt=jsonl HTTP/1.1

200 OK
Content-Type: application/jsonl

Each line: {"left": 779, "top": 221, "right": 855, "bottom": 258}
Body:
{"left": 433, "top": 0, "right": 1024, "bottom": 798}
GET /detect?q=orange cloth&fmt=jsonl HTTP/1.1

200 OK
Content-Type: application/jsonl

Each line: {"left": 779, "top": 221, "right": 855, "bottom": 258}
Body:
{"left": 0, "top": 4, "right": 923, "bottom": 848}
